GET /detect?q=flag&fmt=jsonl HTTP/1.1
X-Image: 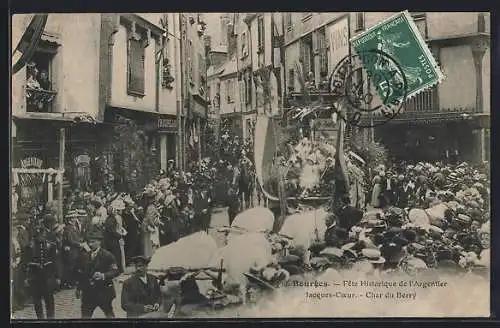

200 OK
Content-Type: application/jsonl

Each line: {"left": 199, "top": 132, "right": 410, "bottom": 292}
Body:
{"left": 333, "top": 101, "right": 350, "bottom": 207}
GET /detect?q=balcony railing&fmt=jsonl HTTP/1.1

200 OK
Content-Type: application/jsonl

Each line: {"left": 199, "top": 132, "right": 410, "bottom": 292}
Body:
{"left": 26, "top": 87, "right": 57, "bottom": 113}
{"left": 404, "top": 87, "right": 438, "bottom": 112}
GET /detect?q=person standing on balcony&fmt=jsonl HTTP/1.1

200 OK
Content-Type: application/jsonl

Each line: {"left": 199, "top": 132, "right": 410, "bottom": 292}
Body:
{"left": 38, "top": 70, "right": 52, "bottom": 90}
{"left": 26, "top": 62, "right": 40, "bottom": 89}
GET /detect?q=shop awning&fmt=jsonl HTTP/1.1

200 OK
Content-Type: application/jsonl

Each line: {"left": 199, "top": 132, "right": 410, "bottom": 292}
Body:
{"left": 13, "top": 112, "right": 99, "bottom": 124}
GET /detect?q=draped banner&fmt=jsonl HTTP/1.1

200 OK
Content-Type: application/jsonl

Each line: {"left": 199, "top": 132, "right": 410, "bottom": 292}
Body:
{"left": 254, "top": 115, "right": 279, "bottom": 202}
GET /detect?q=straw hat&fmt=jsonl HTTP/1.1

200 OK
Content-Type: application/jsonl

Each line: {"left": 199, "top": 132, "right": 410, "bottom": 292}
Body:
{"left": 361, "top": 248, "right": 385, "bottom": 264}
{"left": 110, "top": 199, "right": 126, "bottom": 210}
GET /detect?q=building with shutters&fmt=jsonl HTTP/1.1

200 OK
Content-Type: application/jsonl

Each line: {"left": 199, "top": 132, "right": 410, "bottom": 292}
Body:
{"left": 11, "top": 13, "right": 211, "bottom": 207}
{"left": 281, "top": 12, "right": 490, "bottom": 164}
{"left": 178, "top": 13, "right": 211, "bottom": 167}
{"left": 351, "top": 12, "right": 490, "bottom": 164}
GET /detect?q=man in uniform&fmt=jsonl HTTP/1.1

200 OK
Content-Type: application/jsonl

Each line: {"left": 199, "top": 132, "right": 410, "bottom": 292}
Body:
{"left": 121, "top": 256, "right": 162, "bottom": 318}
{"left": 24, "top": 223, "right": 61, "bottom": 319}
{"left": 75, "top": 227, "right": 120, "bottom": 318}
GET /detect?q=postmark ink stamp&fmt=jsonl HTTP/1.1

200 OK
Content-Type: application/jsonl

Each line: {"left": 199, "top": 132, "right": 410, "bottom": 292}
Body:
{"left": 329, "top": 49, "right": 408, "bottom": 128}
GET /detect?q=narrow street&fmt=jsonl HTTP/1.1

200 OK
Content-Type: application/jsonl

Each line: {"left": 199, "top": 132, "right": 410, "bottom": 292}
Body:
{"left": 11, "top": 208, "right": 231, "bottom": 319}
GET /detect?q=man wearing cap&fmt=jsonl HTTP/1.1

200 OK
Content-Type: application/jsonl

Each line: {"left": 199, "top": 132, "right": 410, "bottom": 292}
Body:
{"left": 75, "top": 228, "right": 120, "bottom": 318}
{"left": 121, "top": 256, "right": 162, "bottom": 318}
{"left": 24, "top": 224, "right": 61, "bottom": 319}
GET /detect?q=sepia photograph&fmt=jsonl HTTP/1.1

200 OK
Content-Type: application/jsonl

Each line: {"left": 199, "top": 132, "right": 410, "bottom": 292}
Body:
{"left": 10, "top": 11, "right": 491, "bottom": 319}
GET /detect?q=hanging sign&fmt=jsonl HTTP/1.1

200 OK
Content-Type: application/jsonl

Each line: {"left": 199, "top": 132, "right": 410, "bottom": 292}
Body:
{"left": 327, "top": 16, "right": 349, "bottom": 74}
{"left": 20, "top": 156, "right": 43, "bottom": 169}
{"left": 74, "top": 154, "right": 91, "bottom": 167}
{"left": 157, "top": 118, "right": 177, "bottom": 133}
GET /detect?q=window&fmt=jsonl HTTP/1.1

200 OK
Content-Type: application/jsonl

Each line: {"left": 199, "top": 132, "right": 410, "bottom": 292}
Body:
{"left": 241, "top": 31, "right": 249, "bottom": 57}
{"left": 355, "top": 12, "right": 365, "bottom": 32}
{"left": 127, "top": 38, "right": 146, "bottom": 96}
{"left": 198, "top": 53, "right": 206, "bottom": 87}
{"left": 317, "top": 27, "right": 328, "bottom": 80}
{"left": 411, "top": 13, "right": 427, "bottom": 39}
{"left": 288, "top": 68, "right": 295, "bottom": 92}
{"left": 206, "top": 85, "right": 212, "bottom": 108}
{"left": 300, "top": 34, "right": 314, "bottom": 78}
{"left": 284, "top": 13, "right": 292, "bottom": 29}
{"left": 257, "top": 16, "right": 265, "bottom": 53}
{"left": 126, "top": 20, "right": 149, "bottom": 97}
{"left": 245, "top": 72, "right": 252, "bottom": 105}
{"left": 226, "top": 80, "right": 235, "bottom": 103}
{"left": 25, "top": 42, "right": 58, "bottom": 112}
{"left": 188, "top": 40, "right": 194, "bottom": 83}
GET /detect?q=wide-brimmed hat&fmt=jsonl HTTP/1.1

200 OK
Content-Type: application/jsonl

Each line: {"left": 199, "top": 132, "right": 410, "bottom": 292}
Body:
{"left": 361, "top": 248, "right": 386, "bottom": 264}
{"left": 320, "top": 247, "right": 345, "bottom": 259}
{"left": 65, "top": 210, "right": 79, "bottom": 219}
{"left": 110, "top": 199, "right": 126, "bottom": 210}
{"left": 86, "top": 227, "right": 104, "bottom": 241}
{"left": 130, "top": 255, "right": 151, "bottom": 265}
{"left": 456, "top": 213, "right": 471, "bottom": 224}
{"left": 76, "top": 209, "right": 88, "bottom": 217}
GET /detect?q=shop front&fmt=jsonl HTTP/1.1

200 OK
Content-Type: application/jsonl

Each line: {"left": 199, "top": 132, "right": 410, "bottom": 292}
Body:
{"left": 156, "top": 116, "right": 178, "bottom": 170}
{"left": 375, "top": 118, "right": 478, "bottom": 164}
{"left": 12, "top": 117, "right": 100, "bottom": 223}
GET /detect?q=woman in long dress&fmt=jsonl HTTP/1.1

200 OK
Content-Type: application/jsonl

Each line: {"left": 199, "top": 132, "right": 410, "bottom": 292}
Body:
{"left": 371, "top": 175, "right": 382, "bottom": 208}
{"left": 141, "top": 188, "right": 161, "bottom": 258}
{"left": 103, "top": 199, "right": 127, "bottom": 273}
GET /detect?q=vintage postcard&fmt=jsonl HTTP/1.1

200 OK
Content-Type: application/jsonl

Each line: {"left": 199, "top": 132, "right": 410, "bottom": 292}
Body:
{"left": 11, "top": 12, "right": 490, "bottom": 319}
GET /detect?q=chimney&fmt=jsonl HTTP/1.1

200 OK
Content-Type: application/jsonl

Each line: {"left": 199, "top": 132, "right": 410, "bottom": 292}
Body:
{"left": 203, "top": 35, "right": 212, "bottom": 65}
{"left": 220, "top": 14, "right": 230, "bottom": 46}
{"left": 227, "top": 18, "right": 238, "bottom": 58}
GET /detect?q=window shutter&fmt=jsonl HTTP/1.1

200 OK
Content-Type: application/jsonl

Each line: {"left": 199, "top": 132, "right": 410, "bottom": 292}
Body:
{"left": 128, "top": 38, "right": 145, "bottom": 95}
{"left": 288, "top": 68, "right": 295, "bottom": 91}
{"left": 188, "top": 40, "right": 194, "bottom": 82}
{"left": 258, "top": 17, "right": 264, "bottom": 49}
{"left": 355, "top": 12, "right": 365, "bottom": 31}
{"left": 285, "top": 13, "right": 292, "bottom": 28}
{"left": 300, "top": 40, "right": 311, "bottom": 75}
{"left": 318, "top": 29, "right": 328, "bottom": 76}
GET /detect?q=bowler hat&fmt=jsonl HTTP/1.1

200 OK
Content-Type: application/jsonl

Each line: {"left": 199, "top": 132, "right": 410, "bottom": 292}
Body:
{"left": 131, "top": 255, "right": 151, "bottom": 265}
{"left": 86, "top": 227, "right": 104, "bottom": 241}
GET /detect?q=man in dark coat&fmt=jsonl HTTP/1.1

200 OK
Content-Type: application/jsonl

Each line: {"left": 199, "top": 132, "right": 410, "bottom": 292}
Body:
{"left": 121, "top": 256, "right": 162, "bottom": 318}
{"left": 62, "top": 212, "right": 85, "bottom": 288}
{"left": 123, "top": 204, "right": 142, "bottom": 266}
{"left": 380, "top": 171, "right": 396, "bottom": 208}
{"left": 75, "top": 228, "right": 120, "bottom": 318}
{"left": 24, "top": 224, "right": 61, "bottom": 319}
{"left": 194, "top": 189, "right": 212, "bottom": 233}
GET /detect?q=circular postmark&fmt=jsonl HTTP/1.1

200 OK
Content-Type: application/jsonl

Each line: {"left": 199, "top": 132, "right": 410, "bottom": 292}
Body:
{"left": 329, "top": 49, "right": 408, "bottom": 128}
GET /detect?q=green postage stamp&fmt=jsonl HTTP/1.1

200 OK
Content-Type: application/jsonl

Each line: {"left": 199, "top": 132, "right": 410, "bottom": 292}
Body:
{"left": 350, "top": 11, "right": 445, "bottom": 103}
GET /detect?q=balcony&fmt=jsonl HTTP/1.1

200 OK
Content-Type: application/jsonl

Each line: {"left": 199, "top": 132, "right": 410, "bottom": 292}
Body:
{"left": 26, "top": 87, "right": 57, "bottom": 113}
{"left": 404, "top": 87, "right": 438, "bottom": 112}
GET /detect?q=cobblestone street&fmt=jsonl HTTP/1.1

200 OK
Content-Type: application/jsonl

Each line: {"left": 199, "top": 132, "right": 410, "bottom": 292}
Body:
{"left": 12, "top": 207, "right": 231, "bottom": 319}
